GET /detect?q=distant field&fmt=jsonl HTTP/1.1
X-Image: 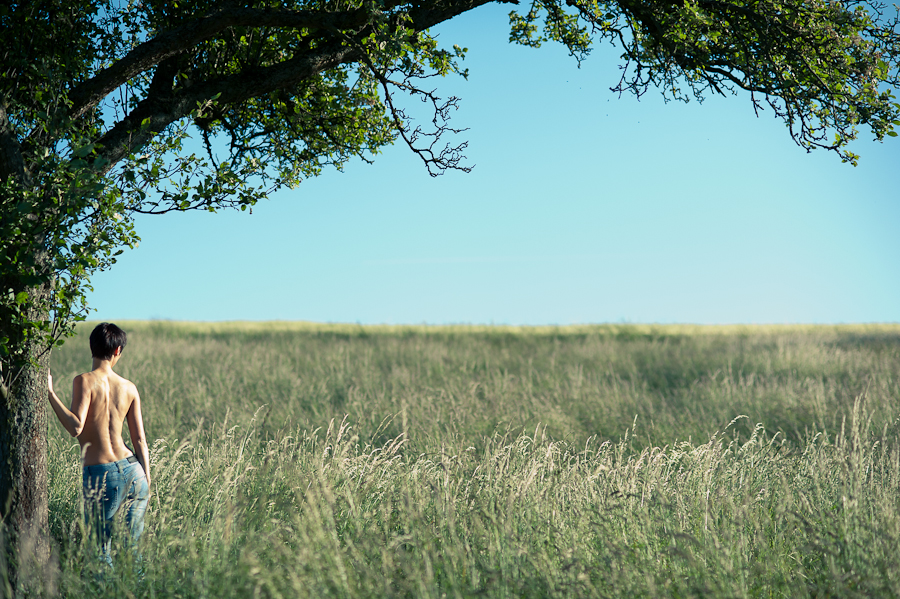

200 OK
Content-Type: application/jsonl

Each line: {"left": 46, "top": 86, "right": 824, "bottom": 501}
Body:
{"left": 43, "top": 322, "right": 900, "bottom": 598}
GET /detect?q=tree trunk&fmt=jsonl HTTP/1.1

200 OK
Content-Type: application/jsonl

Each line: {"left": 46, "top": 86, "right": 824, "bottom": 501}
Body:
{"left": 0, "top": 316, "right": 52, "bottom": 597}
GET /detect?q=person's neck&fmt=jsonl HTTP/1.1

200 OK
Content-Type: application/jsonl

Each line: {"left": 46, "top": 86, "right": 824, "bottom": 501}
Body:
{"left": 92, "top": 357, "right": 114, "bottom": 372}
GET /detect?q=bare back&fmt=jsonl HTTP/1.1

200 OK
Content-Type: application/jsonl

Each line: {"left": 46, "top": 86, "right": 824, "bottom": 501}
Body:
{"left": 73, "top": 369, "right": 139, "bottom": 466}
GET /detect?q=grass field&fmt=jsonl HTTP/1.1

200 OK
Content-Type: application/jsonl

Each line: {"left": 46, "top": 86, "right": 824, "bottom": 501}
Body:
{"left": 34, "top": 322, "right": 900, "bottom": 597}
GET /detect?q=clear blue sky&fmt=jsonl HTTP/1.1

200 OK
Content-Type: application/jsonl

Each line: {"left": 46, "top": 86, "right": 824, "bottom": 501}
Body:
{"left": 87, "top": 6, "right": 900, "bottom": 325}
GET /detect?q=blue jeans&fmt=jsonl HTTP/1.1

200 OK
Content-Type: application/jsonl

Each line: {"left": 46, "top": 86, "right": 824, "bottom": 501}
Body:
{"left": 82, "top": 458, "right": 149, "bottom": 567}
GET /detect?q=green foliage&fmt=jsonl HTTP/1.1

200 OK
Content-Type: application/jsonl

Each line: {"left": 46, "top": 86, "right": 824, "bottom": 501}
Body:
{"left": 511, "top": 0, "right": 900, "bottom": 163}
{"left": 37, "top": 324, "right": 900, "bottom": 597}
{"left": 0, "top": 144, "right": 139, "bottom": 362}
{"left": 1, "top": 3, "right": 125, "bottom": 370}
{"left": 0, "top": 0, "right": 471, "bottom": 371}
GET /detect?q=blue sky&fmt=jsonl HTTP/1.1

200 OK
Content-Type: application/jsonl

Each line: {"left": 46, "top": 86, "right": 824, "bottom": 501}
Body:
{"left": 87, "top": 6, "right": 900, "bottom": 325}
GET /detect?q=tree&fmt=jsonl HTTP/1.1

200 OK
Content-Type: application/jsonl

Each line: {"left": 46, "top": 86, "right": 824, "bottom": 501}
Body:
{"left": 1, "top": 0, "right": 898, "bottom": 590}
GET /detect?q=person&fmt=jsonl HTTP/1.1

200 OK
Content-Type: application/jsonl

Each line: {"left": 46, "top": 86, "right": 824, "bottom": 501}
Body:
{"left": 47, "top": 322, "right": 151, "bottom": 568}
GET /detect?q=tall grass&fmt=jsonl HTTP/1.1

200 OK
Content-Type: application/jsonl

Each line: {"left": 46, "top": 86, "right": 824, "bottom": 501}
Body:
{"left": 32, "top": 323, "right": 900, "bottom": 597}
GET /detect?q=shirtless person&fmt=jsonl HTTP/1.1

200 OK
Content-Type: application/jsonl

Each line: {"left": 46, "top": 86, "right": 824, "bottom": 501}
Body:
{"left": 47, "top": 322, "right": 150, "bottom": 566}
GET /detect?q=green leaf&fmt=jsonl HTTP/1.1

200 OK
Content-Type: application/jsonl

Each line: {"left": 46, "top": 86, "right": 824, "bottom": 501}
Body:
{"left": 15, "top": 291, "right": 28, "bottom": 304}
{"left": 73, "top": 143, "right": 95, "bottom": 157}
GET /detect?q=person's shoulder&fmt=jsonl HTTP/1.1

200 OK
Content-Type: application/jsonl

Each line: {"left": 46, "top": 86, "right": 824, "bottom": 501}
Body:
{"left": 72, "top": 371, "right": 101, "bottom": 396}
{"left": 114, "top": 373, "right": 139, "bottom": 397}
{"left": 73, "top": 371, "right": 94, "bottom": 385}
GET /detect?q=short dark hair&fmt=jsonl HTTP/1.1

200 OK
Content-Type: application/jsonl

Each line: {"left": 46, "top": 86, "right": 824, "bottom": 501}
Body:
{"left": 89, "top": 323, "right": 127, "bottom": 360}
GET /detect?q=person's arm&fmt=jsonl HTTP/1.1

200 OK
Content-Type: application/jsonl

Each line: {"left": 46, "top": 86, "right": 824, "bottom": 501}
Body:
{"left": 47, "top": 371, "right": 90, "bottom": 437}
{"left": 126, "top": 386, "right": 151, "bottom": 487}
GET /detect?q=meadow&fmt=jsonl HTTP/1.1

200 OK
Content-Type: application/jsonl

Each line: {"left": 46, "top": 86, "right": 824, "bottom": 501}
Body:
{"left": 34, "top": 322, "right": 900, "bottom": 597}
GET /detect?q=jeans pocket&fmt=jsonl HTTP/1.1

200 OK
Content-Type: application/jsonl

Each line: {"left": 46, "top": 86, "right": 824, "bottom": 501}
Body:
{"left": 126, "top": 464, "right": 149, "bottom": 500}
{"left": 104, "top": 484, "right": 121, "bottom": 520}
{"left": 137, "top": 476, "right": 149, "bottom": 501}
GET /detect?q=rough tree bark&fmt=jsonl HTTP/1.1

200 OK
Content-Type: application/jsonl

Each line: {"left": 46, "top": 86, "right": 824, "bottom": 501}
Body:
{"left": 0, "top": 300, "right": 53, "bottom": 597}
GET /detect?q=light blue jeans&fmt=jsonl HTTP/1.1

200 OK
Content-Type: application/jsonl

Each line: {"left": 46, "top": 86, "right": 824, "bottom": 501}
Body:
{"left": 82, "top": 457, "right": 149, "bottom": 568}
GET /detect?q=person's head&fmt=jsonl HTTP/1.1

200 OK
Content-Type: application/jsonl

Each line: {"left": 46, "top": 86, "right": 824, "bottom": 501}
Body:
{"left": 89, "top": 322, "right": 127, "bottom": 361}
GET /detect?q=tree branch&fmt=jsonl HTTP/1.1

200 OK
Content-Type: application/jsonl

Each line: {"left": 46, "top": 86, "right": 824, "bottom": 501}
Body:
{"left": 64, "top": 6, "right": 373, "bottom": 123}
{"left": 0, "top": 105, "right": 27, "bottom": 184}
{"left": 92, "top": 41, "right": 360, "bottom": 174}
{"left": 405, "top": 0, "right": 502, "bottom": 31}
{"left": 87, "top": 0, "right": 506, "bottom": 177}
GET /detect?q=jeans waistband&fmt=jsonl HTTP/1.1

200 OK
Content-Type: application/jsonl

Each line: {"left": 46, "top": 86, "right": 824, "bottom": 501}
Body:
{"left": 83, "top": 455, "right": 139, "bottom": 475}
